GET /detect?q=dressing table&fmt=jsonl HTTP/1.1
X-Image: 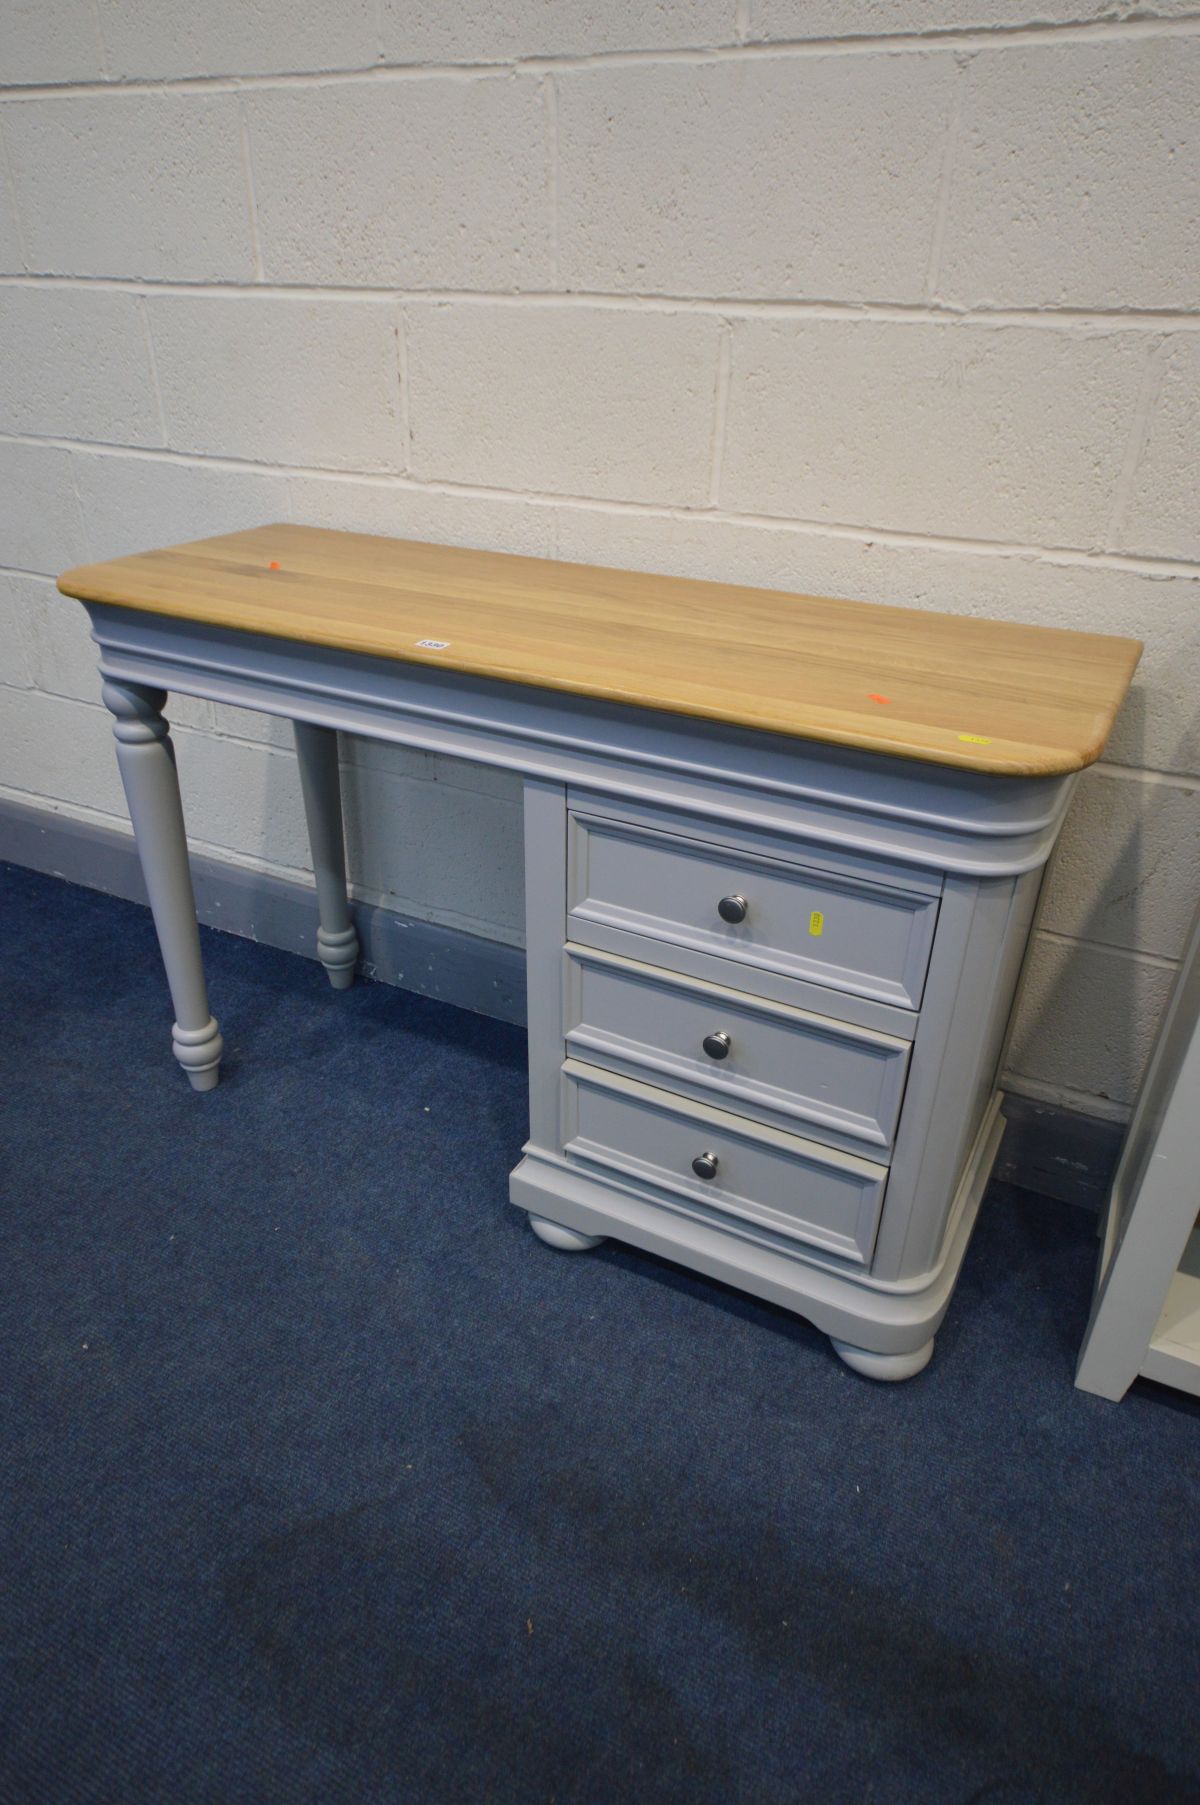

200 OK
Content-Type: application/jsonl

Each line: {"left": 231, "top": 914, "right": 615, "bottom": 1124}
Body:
{"left": 58, "top": 525, "right": 1140, "bottom": 1379}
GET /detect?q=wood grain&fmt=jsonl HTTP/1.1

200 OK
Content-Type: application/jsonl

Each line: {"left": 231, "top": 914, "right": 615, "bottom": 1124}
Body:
{"left": 58, "top": 523, "right": 1141, "bottom": 776}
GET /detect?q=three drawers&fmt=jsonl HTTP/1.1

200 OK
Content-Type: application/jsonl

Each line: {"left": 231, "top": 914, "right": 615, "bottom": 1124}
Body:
{"left": 555, "top": 797, "right": 941, "bottom": 1268}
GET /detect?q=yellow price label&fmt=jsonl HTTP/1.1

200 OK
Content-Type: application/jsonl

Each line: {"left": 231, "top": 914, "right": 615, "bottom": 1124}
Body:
{"left": 809, "top": 910, "right": 824, "bottom": 937}
{"left": 957, "top": 733, "right": 993, "bottom": 745}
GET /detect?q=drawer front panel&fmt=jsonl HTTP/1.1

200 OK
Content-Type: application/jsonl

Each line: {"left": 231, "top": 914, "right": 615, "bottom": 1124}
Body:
{"left": 568, "top": 811, "right": 938, "bottom": 1010}
{"left": 565, "top": 947, "right": 910, "bottom": 1152}
{"left": 563, "top": 1061, "right": 887, "bottom": 1266}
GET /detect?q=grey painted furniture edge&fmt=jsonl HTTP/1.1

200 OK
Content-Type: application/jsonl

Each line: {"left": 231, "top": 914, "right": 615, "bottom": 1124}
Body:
{"left": 292, "top": 719, "right": 360, "bottom": 989}
{"left": 77, "top": 600, "right": 1081, "bottom": 1380}
{"left": 1075, "top": 895, "right": 1200, "bottom": 1402}
{"left": 89, "top": 606, "right": 1072, "bottom": 876}
{"left": 101, "top": 678, "right": 224, "bottom": 1091}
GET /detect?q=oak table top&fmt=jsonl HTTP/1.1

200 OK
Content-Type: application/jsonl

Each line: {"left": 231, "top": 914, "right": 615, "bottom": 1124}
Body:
{"left": 58, "top": 523, "right": 1141, "bottom": 778}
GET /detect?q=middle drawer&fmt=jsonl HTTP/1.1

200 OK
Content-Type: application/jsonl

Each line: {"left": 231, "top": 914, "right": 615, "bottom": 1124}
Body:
{"left": 564, "top": 945, "right": 911, "bottom": 1155}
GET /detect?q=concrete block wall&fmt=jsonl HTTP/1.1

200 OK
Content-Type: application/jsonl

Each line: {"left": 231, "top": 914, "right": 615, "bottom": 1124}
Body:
{"left": 2, "top": 2, "right": 1198, "bottom": 1119}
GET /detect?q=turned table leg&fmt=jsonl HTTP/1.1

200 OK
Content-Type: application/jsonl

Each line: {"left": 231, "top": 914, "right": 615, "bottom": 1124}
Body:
{"left": 293, "top": 720, "right": 360, "bottom": 989}
{"left": 103, "top": 679, "right": 224, "bottom": 1091}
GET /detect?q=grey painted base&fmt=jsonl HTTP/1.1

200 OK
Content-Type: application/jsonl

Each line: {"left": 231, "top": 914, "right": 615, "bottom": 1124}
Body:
{"left": 510, "top": 1100, "right": 1004, "bottom": 1379}
{"left": 0, "top": 795, "right": 1116, "bottom": 1201}
{"left": 525, "top": 1211, "right": 932, "bottom": 1375}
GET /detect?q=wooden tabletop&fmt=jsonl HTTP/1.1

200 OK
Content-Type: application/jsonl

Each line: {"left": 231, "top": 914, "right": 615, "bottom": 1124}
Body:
{"left": 58, "top": 523, "right": 1141, "bottom": 778}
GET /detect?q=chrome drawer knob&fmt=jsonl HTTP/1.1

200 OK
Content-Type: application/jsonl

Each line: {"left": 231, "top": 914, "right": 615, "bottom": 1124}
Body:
{"left": 717, "top": 893, "right": 748, "bottom": 924}
{"left": 691, "top": 1151, "right": 720, "bottom": 1181}
{"left": 702, "top": 1031, "right": 731, "bottom": 1061}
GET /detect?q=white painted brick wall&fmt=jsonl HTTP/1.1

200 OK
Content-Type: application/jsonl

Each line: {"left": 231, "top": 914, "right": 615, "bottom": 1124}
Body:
{"left": 0, "top": 287, "right": 160, "bottom": 442}
{"left": 96, "top": 0, "right": 380, "bottom": 82}
{"left": 245, "top": 80, "right": 552, "bottom": 289}
{"left": 172, "top": 733, "right": 312, "bottom": 871}
{"left": 72, "top": 454, "right": 290, "bottom": 565}
{"left": 940, "top": 40, "right": 1200, "bottom": 311}
{"left": 146, "top": 296, "right": 403, "bottom": 469}
{"left": 1, "top": 687, "right": 130, "bottom": 816}
{"left": 2, "top": 0, "right": 1198, "bottom": 1118}
{"left": 286, "top": 470, "right": 558, "bottom": 558}
{"left": 406, "top": 304, "right": 722, "bottom": 502}
{"left": 4, "top": 94, "right": 256, "bottom": 280}
{"left": 1121, "top": 337, "right": 1200, "bottom": 562}
{"left": 0, "top": 170, "right": 23, "bottom": 270}
{"left": 0, "top": 443, "right": 88, "bottom": 570}
{"left": 557, "top": 56, "right": 954, "bottom": 300}
{"left": 1041, "top": 769, "right": 1200, "bottom": 957}
{"left": 1, "top": 0, "right": 103, "bottom": 85}
{"left": 746, "top": 1, "right": 1199, "bottom": 36}
{"left": 721, "top": 319, "right": 1150, "bottom": 544}
{"left": 0, "top": 574, "right": 34, "bottom": 687}
{"left": 1006, "top": 936, "right": 1177, "bottom": 1114}
{"left": 376, "top": 2, "right": 737, "bottom": 64}
{"left": 342, "top": 762, "right": 526, "bottom": 941}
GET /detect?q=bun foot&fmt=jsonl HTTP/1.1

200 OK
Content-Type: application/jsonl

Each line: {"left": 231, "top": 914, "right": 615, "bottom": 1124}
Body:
{"left": 528, "top": 1213, "right": 605, "bottom": 1253}
{"left": 831, "top": 1336, "right": 935, "bottom": 1381}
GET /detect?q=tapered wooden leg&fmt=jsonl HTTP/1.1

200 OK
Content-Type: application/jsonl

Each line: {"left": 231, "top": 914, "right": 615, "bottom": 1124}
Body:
{"left": 293, "top": 720, "right": 359, "bottom": 990}
{"left": 103, "top": 679, "right": 224, "bottom": 1091}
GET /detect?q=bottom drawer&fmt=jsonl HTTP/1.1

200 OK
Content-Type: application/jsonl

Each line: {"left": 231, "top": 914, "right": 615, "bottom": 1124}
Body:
{"left": 562, "top": 1059, "right": 887, "bottom": 1266}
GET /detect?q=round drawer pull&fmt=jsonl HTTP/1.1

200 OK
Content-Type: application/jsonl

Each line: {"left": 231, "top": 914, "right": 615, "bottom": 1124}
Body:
{"left": 702, "top": 1031, "right": 732, "bottom": 1061}
{"left": 717, "top": 893, "right": 748, "bottom": 924}
{"left": 691, "top": 1151, "right": 720, "bottom": 1181}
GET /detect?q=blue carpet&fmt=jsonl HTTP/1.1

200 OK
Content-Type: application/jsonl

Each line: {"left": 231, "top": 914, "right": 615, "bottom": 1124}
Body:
{"left": 1, "top": 859, "right": 1198, "bottom": 1805}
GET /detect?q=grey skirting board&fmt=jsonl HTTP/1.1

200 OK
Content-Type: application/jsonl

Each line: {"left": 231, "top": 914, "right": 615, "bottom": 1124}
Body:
{"left": 0, "top": 794, "right": 526, "bottom": 1027}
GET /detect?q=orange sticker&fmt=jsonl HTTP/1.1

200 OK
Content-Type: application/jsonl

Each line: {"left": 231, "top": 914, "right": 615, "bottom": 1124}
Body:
{"left": 268, "top": 560, "right": 281, "bottom": 570}
{"left": 868, "top": 693, "right": 891, "bottom": 704}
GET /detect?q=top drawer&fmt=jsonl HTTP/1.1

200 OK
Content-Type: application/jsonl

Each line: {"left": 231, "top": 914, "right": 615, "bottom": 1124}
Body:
{"left": 567, "top": 805, "right": 939, "bottom": 1011}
